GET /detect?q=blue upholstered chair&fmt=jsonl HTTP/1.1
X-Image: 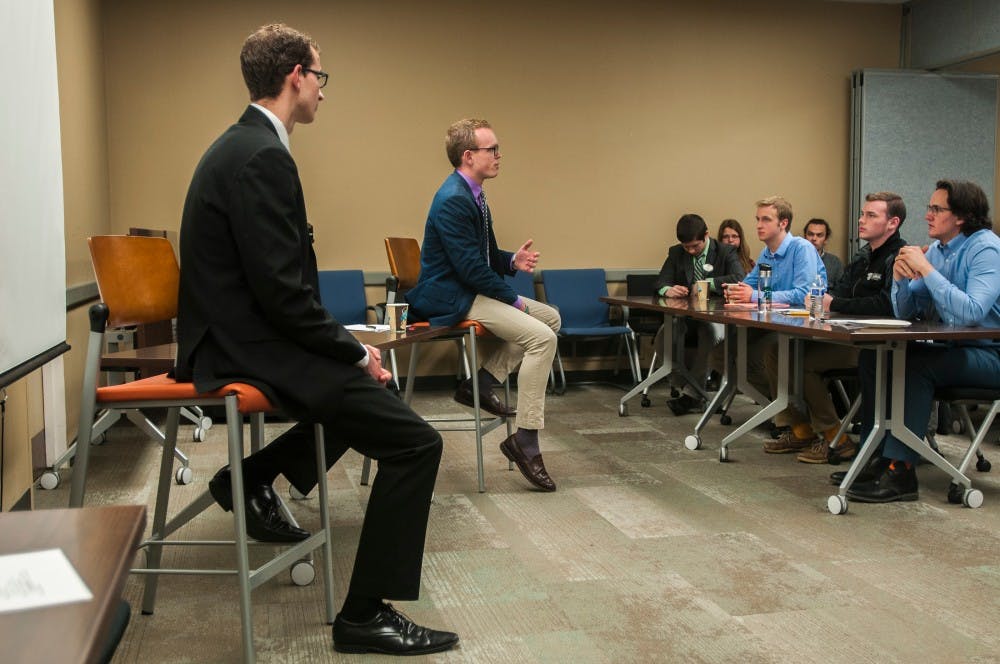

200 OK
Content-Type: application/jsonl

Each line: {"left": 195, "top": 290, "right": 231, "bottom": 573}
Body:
{"left": 541, "top": 268, "right": 640, "bottom": 394}
{"left": 317, "top": 269, "right": 378, "bottom": 325}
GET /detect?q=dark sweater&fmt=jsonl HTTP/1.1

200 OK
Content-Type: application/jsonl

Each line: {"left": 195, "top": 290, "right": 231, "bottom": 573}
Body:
{"left": 828, "top": 231, "right": 907, "bottom": 316}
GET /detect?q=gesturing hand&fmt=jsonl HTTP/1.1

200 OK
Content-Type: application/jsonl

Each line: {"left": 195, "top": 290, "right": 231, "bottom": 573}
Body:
{"left": 513, "top": 239, "right": 540, "bottom": 273}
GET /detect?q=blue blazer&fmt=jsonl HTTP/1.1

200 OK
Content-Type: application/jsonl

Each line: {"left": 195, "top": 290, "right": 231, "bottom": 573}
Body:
{"left": 406, "top": 172, "right": 517, "bottom": 326}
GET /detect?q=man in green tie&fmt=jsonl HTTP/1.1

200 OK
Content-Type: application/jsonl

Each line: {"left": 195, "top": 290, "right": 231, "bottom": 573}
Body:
{"left": 653, "top": 213, "right": 745, "bottom": 415}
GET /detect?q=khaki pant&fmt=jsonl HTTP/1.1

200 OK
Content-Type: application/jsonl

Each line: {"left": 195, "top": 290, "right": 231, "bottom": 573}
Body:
{"left": 763, "top": 339, "right": 859, "bottom": 433}
{"left": 466, "top": 295, "right": 561, "bottom": 430}
{"left": 708, "top": 328, "right": 774, "bottom": 403}
{"left": 654, "top": 320, "right": 724, "bottom": 399}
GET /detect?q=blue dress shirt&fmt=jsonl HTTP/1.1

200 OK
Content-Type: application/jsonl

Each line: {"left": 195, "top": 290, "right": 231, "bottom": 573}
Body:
{"left": 892, "top": 228, "right": 1000, "bottom": 329}
{"left": 742, "top": 233, "right": 825, "bottom": 306}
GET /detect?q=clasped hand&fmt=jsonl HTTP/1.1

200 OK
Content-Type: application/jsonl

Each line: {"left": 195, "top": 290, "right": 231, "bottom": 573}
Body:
{"left": 893, "top": 244, "right": 932, "bottom": 281}
{"left": 363, "top": 344, "right": 393, "bottom": 385}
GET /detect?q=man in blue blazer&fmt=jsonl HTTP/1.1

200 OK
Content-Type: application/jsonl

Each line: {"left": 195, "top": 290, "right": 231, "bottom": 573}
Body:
{"left": 175, "top": 24, "right": 457, "bottom": 655}
{"left": 407, "top": 119, "right": 561, "bottom": 492}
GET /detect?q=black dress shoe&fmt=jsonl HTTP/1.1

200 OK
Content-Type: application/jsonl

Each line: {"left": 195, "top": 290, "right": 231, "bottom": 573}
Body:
{"left": 829, "top": 455, "right": 890, "bottom": 486}
{"left": 208, "top": 466, "right": 310, "bottom": 543}
{"left": 846, "top": 461, "right": 919, "bottom": 503}
{"left": 666, "top": 394, "right": 704, "bottom": 417}
{"left": 499, "top": 434, "right": 556, "bottom": 492}
{"left": 333, "top": 603, "right": 459, "bottom": 655}
{"left": 454, "top": 379, "right": 516, "bottom": 417}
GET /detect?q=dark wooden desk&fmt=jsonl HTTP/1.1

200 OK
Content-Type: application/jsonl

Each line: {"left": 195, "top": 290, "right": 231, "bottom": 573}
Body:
{"left": 603, "top": 295, "right": 1000, "bottom": 513}
{"left": 0, "top": 505, "right": 146, "bottom": 664}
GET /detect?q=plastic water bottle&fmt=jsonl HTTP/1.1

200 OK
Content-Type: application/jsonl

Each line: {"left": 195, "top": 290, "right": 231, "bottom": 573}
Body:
{"left": 757, "top": 264, "right": 772, "bottom": 313}
{"left": 809, "top": 273, "right": 825, "bottom": 320}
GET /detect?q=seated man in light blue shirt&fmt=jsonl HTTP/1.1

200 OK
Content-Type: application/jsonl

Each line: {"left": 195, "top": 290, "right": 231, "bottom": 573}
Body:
{"left": 713, "top": 196, "right": 825, "bottom": 417}
{"left": 849, "top": 179, "right": 1000, "bottom": 503}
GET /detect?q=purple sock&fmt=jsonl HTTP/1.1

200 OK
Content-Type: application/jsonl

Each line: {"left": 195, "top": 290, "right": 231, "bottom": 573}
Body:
{"left": 516, "top": 428, "right": 540, "bottom": 458}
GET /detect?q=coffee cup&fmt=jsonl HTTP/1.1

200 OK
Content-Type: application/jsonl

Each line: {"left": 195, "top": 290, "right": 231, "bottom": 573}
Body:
{"left": 694, "top": 279, "right": 710, "bottom": 305}
{"left": 386, "top": 303, "right": 409, "bottom": 333}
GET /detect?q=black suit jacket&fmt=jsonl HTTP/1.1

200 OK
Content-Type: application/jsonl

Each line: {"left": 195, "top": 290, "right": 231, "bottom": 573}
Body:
{"left": 175, "top": 106, "right": 366, "bottom": 420}
{"left": 653, "top": 238, "right": 745, "bottom": 295}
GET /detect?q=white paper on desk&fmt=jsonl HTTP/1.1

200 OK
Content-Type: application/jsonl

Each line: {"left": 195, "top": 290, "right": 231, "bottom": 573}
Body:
{"left": 0, "top": 548, "right": 92, "bottom": 614}
{"left": 344, "top": 324, "right": 390, "bottom": 332}
{"left": 833, "top": 318, "right": 912, "bottom": 328}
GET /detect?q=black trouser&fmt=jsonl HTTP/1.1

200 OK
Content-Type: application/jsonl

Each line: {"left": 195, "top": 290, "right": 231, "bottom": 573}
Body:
{"left": 243, "top": 373, "right": 443, "bottom": 600}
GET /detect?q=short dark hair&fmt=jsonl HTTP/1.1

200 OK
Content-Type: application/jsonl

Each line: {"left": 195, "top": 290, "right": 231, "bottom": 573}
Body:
{"left": 805, "top": 218, "right": 831, "bottom": 238}
{"left": 445, "top": 119, "right": 492, "bottom": 168}
{"left": 240, "top": 24, "right": 319, "bottom": 101}
{"left": 865, "top": 191, "right": 906, "bottom": 225}
{"left": 936, "top": 179, "right": 992, "bottom": 235}
{"left": 676, "top": 214, "right": 708, "bottom": 243}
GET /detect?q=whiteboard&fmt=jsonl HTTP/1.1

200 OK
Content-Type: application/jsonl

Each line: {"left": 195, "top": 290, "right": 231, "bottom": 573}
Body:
{"left": 849, "top": 69, "right": 998, "bottom": 257}
{"left": 0, "top": 0, "right": 67, "bottom": 386}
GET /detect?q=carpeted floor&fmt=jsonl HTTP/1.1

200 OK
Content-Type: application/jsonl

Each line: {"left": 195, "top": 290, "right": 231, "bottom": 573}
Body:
{"left": 35, "top": 384, "right": 1000, "bottom": 663}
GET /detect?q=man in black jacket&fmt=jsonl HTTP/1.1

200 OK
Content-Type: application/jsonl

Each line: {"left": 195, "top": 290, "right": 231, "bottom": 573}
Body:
{"left": 175, "top": 24, "right": 457, "bottom": 655}
{"left": 761, "top": 192, "right": 907, "bottom": 463}
{"left": 654, "top": 214, "right": 745, "bottom": 414}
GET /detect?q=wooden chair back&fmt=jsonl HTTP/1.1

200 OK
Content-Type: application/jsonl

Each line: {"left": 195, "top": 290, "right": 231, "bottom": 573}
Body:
{"left": 88, "top": 235, "right": 180, "bottom": 329}
{"left": 384, "top": 237, "right": 422, "bottom": 291}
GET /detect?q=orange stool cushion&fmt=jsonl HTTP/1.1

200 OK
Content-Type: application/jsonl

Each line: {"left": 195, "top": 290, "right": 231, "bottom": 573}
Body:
{"left": 96, "top": 373, "right": 274, "bottom": 414}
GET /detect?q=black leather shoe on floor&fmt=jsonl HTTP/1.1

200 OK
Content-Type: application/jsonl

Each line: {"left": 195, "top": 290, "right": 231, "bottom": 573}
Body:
{"left": 245, "top": 484, "right": 311, "bottom": 542}
{"left": 208, "top": 466, "right": 309, "bottom": 543}
{"left": 333, "top": 603, "right": 460, "bottom": 655}
{"left": 454, "top": 379, "right": 516, "bottom": 417}
{"left": 208, "top": 465, "right": 235, "bottom": 511}
{"left": 829, "top": 455, "right": 891, "bottom": 486}
{"left": 846, "top": 461, "right": 919, "bottom": 503}
{"left": 499, "top": 434, "right": 556, "bottom": 492}
{"left": 666, "top": 394, "right": 704, "bottom": 417}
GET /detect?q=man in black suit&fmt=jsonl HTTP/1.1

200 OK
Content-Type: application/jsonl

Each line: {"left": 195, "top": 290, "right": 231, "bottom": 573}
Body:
{"left": 654, "top": 214, "right": 745, "bottom": 415}
{"left": 175, "top": 24, "right": 457, "bottom": 656}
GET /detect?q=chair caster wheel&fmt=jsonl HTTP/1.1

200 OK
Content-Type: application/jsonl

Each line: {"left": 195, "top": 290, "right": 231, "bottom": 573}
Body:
{"left": 39, "top": 471, "right": 60, "bottom": 490}
{"left": 193, "top": 427, "right": 207, "bottom": 442}
{"left": 720, "top": 415, "right": 732, "bottom": 425}
{"left": 670, "top": 388, "right": 680, "bottom": 398}
{"left": 640, "top": 396, "right": 651, "bottom": 408}
{"left": 684, "top": 435, "right": 701, "bottom": 451}
{"left": 289, "top": 485, "right": 308, "bottom": 500}
{"left": 175, "top": 466, "right": 193, "bottom": 485}
{"left": 828, "top": 495, "right": 848, "bottom": 515}
{"left": 619, "top": 404, "right": 628, "bottom": 417}
{"left": 976, "top": 457, "right": 991, "bottom": 472}
{"left": 290, "top": 560, "right": 316, "bottom": 586}
{"left": 963, "top": 488, "right": 984, "bottom": 509}
{"left": 91, "top": 432, "right": 106, "bottom": 445}
{"left": 199, "top": 416, "right": 213, "bottom": 431}
{"left": 719, "top": 447, "right": 729, "bottom": 462}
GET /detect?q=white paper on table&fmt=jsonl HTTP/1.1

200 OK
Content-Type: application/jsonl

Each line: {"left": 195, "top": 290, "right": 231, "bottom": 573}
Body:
{"left": 344, "top": 324, "right": 390, "bottom": 332}
{"left": 0, "top": 548, "right": 93, "bottom": 614}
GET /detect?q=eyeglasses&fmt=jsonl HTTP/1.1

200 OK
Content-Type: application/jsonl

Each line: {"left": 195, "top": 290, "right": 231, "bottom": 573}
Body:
{"left": 303, "top": 67, "right": 329, "bottom": 88}
{"left": 926, "top": 205, "right": 951, "bottom": 215}
{"left": 469, "top": 145, "right": 501, "bottom": 158}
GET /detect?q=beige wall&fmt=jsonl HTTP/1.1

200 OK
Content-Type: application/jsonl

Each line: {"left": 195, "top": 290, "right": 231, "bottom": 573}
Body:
{"left": 99, "top": 0, "right": 900, "bottom": 271}
{"left": 58, "top": 0, "right": 112, "bottom": 453}
{"left": 38, "top": 0, "right": 905, "bottom": 468}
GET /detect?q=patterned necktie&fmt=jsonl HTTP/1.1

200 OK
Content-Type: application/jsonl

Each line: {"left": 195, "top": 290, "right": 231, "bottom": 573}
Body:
{"left": 477, "top": 191, "right": 490, "bottom": 262}
{"left": 693, "top": 254, "right": 705, "bottom": 283}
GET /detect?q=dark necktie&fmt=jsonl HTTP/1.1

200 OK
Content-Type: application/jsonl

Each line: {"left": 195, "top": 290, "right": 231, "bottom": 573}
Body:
{"left": 478, "top": 191, "right": 490, "bottom": 262}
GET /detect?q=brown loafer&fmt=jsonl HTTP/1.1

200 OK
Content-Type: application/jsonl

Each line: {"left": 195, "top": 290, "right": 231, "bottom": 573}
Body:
{"left": 454, "top": 379, "right": 516, "bottom": 417}
{"left": 499, "top": 434, "right": 556, "bottom": 492}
